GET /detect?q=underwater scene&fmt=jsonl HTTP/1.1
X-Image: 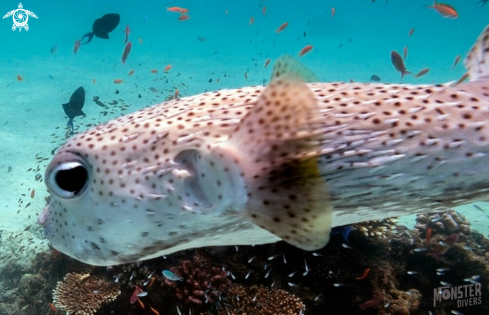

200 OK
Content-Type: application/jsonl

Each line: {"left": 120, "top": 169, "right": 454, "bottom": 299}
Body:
{"left": 1, "top": 0, "right": 489, "bottom": 314}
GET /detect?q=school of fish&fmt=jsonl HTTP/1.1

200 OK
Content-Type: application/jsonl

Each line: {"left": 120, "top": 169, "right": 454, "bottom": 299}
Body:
{"left": 39, "top": 23, "right": 489, "bottom": 266}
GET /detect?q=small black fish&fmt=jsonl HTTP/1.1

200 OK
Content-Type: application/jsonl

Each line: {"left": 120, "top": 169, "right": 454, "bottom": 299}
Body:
{"left": 80, "top": 13, "right": 120, "bottom": 45}
{"left": 62, "top": 87, "right": 86, "bottom": 134}
{"left": 94, "top": 100, "right": 106, "bottom": 108}
{"left": 370, "top": 75, "right": 381, "bottom": 82}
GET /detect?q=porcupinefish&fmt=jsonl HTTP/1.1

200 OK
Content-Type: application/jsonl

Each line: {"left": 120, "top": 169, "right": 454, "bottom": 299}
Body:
{"left": 39, "top": 23, "right": 489, "bottom": 266}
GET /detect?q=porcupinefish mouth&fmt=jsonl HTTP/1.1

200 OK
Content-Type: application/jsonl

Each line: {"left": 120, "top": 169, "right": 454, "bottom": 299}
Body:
{"left": 39, "top": 23, "right": 489, "bottom": 266}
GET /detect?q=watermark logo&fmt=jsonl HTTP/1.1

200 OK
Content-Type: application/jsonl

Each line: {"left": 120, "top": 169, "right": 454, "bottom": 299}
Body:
{"left": 434, "top": 283, "right": 482, "bottom": 308}
{"left": 2, "top": 3, "right": 38, "bottom": 32}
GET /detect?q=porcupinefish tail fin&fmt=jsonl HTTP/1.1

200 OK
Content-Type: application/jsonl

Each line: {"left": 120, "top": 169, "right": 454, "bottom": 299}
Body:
{"left": 464, "top": 23, "right": 489, "bottom": 81}
{"left": 223, "top": 69, "right": 332, "bottom": 251}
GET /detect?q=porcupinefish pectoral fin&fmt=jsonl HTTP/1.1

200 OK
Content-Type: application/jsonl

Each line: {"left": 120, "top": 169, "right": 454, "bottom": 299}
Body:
{"left": 270, "top": 55, "right": 320, "bottom": 83}
{"left": 464, "top": 23, "right": 489, "bottom": 81}
{"left": 216, "top": 72, "right": 332, "bottom": 251}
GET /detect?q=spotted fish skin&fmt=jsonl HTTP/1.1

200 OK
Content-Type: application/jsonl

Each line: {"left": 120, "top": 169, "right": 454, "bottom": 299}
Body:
{"left": 40, "top": 24, "right": 489, "bottom": 266}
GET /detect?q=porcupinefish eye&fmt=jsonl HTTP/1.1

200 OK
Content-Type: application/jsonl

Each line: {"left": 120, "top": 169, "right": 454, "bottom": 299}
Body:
{"left": 45, "top": 156, "right": 89, "bottom": 199}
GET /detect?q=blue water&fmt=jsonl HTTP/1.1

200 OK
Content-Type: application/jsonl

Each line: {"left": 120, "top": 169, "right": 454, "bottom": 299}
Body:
{"left": 0, "top": 0, "right": 488, "bottom": 314}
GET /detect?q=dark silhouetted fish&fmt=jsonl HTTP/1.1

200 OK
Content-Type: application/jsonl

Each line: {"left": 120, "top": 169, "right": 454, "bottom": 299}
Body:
{"left": 62, "top": 87, "right": 85, "bottom": 134}
{"left": 80, "top": 13, "right": 120, "bottom": 45}
{"left": 370, "top": 74, "right": 381, "bottom": 81}
{"left": 50, "top": 44, "right": 58, "bottom": 54}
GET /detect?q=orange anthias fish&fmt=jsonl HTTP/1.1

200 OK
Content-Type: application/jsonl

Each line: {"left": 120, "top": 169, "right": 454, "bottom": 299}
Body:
{"left": 426, "top": 0, "right": 458, "bottom": 19}
{"left": 276, "top": 22, "right": 289, "bottom": 34}
{"left": 249, "top": 17, "right": 254, "bottom": 25}
{"left": 16, "top": 75, "right": 23, "bottom": 81}
{"left": 164, "top": 65, "right": 172, "bottom": 72}
{"left": 425, "top": 227, "right": 432, "bottom": 246}
{"left": 391, "top": 50, "right": 412, "bottom": 79}
{"left": 415, "top": 68, "right": 430, "bottom": 78}
{"left": 299, "top": 45, "right": 313, "bottom": 58}
{"left": 408, "top": 28, "right": 414, "bottom": 37}
{"left": 180, "top": 8, "right": 189, "bottom": 14}
{"left": 179, "top": 15, "right": 190, "bottom": 21}
{"left": 359, "top": 298, "right": 382, "bottom": 310}
{"left": 356, "top": 268, "right": 371, "bottom": 280}
{"left": 73, "top": 39, "right": 81, "bottom": 55}
{"left": 114, "top": 79, "right": 123, "bottom": 84}
{"left": 452, "top": 54, "right": 461, "bottom": 69}
{"left": 167, "top": 7, "right": 182, "bottom": 12}
{"left": 264, "top": 58, "right": 271, "bottom": 68}
{"left": 130, "top": 286, "right": 142, "bottom": 304}
{"left": 331, "top": 7, "right": 335, "bottom": 18}
{"left": 128, "top": 70, "right": 135, "bottom": 76}
{"left": 121, "top": 42, "right": 132, "bottom": 64}
{"left": 48, "top": 302, "right": 58, "bottom": 314}
{"left": 403, "top": 46, "right": 408, "bottom": 60}
{"left": 150, "top": 69, "right": 158, "bottom": 73}
{"left": 262, "top": 6, "right": 266, "bottom": 15}
{"left": 124, "top": 25, "right": 131, "bottom": 44}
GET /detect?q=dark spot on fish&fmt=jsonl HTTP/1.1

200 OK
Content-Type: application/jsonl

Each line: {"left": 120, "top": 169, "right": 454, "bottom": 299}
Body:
{"left": 90, "top": 242, "right": 101, "bottom": 250}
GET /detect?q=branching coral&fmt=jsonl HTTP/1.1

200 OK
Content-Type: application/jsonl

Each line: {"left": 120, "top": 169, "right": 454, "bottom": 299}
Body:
{"left": 52, "top": 272, "right": 120, "bottom": 315}
{"left": 219, "top": 285, "right": 305, "bottom": 315}
{"left": 163, "top": 259, "right": 230, "bottom": 305}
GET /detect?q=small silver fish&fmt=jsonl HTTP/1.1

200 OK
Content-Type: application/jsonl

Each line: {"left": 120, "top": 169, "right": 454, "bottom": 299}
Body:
{"left": 414, "top": 248, "right": 428, "bottom": 252}
{"left": 39, "top": 23, "right": 489, "bottom": 266}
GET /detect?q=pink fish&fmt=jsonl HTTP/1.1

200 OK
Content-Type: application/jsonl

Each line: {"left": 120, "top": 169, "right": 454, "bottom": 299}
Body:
{"left": 426, "top": 0, "right": 458, "bottom": 19}
{"left": 121, "top": 42, "right": 132, "bottom": 64}
{"left": 73, "top": 40, "right": 80, "bottom": 55}
{"left": 130, "top": 286, "right": 142, "bottom": 304}
{"left": 124, "top": 25, "right": 131, "bottom": 44}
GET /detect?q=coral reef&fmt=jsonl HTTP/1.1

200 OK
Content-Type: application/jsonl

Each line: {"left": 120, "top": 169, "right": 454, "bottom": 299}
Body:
{"left": 163, "top": 257, "right": 230, "bottom": 305}
{"left": 415, "top": 209, "right": 471, "bottom": 235}
{"left": 52, "top": 272, "right": 120, "bottom": 315}
{"left": 1, "top": 208, "right": 488, "bottom": 315}
{"left": 218, "top": 284, "right": 304, "bottom": 315}
{"left": 355, "top": 217, "right": 398, "bottom": 239}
